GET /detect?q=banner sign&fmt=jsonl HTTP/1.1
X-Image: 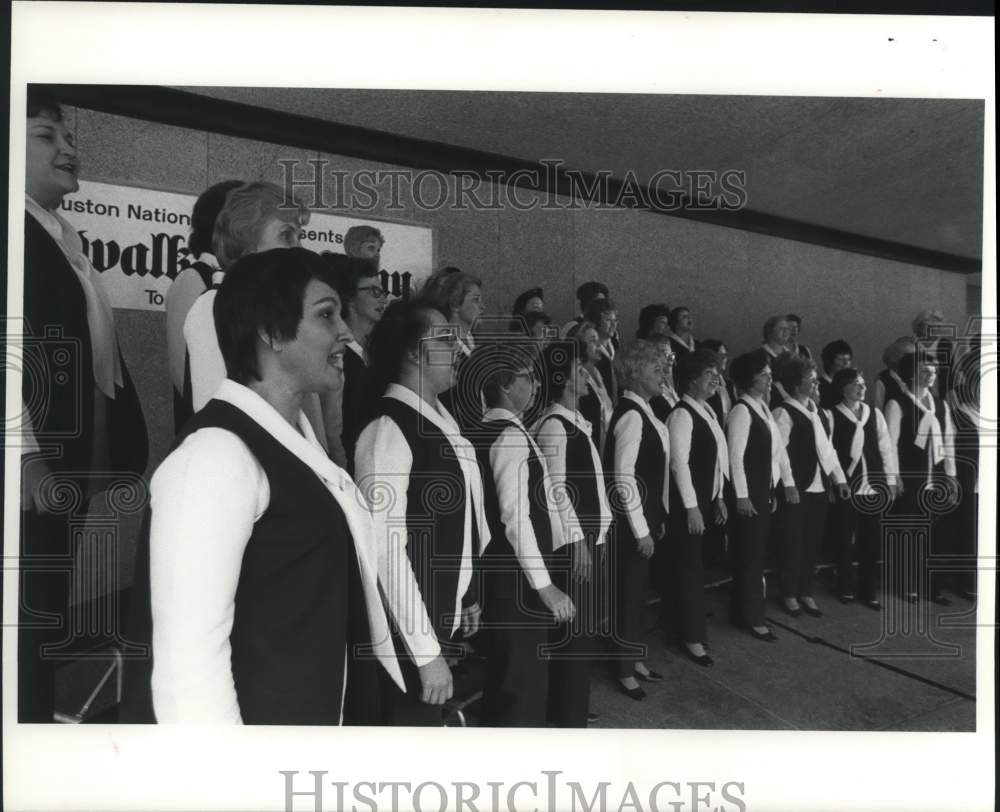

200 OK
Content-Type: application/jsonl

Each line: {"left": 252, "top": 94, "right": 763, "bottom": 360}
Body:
{"left": 59, "top": 180, "right": 435, "bottom": 311}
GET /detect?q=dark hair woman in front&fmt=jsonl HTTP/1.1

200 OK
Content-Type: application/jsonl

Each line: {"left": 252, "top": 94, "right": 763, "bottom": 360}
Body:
{"left": 828, "top": 368, "right": 900, "bottom": 608}
{"left": 20, "top": 87, "right": 148, "bottom": 722}
{"left": 353, "top": 299, "right": 490, "bottom": 725}
{"left": 666, "top": 350, "right": 730, "bottom": 666}
{"left": 772, "top": 355, "right": 849, "bottom": 619}
{"left": 883, "top": 352, "right": 958, "bottom": 604}
{"left": 725, "top": 350, "right": 795, "bottom": 643}
{"left": 533, "top": 342, "right": 613, "bottom": 726}
{"left": 604, "top": 340, "right": 670, "bottom": 699}
{"left": 123, "top": 248, "right": 402, "bottom": 724}
{"left": 576, "top": 321, "right": 615, "bottom": 454}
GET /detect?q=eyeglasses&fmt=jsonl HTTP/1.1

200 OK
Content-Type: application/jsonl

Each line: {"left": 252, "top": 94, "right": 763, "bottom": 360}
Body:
{"left": 357, "top": 285, "right": 388, "bottom": 299}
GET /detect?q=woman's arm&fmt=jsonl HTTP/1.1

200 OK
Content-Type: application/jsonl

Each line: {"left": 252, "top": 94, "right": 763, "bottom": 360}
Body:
{"left": 149, "top": 428, "right": 267, "bottom": 724}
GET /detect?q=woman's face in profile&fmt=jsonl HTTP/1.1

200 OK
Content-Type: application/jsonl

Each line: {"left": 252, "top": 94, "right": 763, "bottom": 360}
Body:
{"left": 26, "top": 111, "right": 79, "bottom": 207}
{"left": 255, "top": 216, "right": 303, "bottom": 253}
{"left": 277, "top": 280, "right": 351, "bottom": 392}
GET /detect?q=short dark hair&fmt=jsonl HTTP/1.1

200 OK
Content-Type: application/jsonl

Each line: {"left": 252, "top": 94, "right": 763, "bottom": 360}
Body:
{"left": 667, "top": 306, "right": 689, "bottom": 331}
{"left": 820, "top": 339, "right": 854, "bottom": 372}
{"left": 778, "top": 354, "right": 816, "bottom": 392}
{"left": 786, "top": 313, "right": 803, "bottom": 326}
{"left": 27, "top": 86, "right": 63, "bottom": 120}
{"left": 897, "top": 351, "right": 935, "bottom": 388}
{"left": 189, "top": 180, "right": 243, "bottom": 257}
{"left": 832, "top": 367, "right": 863, "bottom": 400}
{"left": 512, "top": 287, "right": 544, "bottom": 316}
{"left": 676, "top": 348, "right": 718, "bottom": 394}
{"left": 730, "top": 350, "right": 770, "bottom": 391}
{"left": 582, "top": 296, "right": 616, "bottom": 326}
{"left": 366, "top": 298, "right": 445, "bottom": 397}
{"left": 576, "top": 281, "right": 608, "bottom": 309}
{"left": 636, "top": 303, "right": 670, "bottom": 339}
{"left": 698, "top": 338, "right": 726, "bottom": 354}
{"left": 214, "top": 248, "right": 333, "bottom": 385}
{"left": 321, "top": 252, "right": 382, "bottom": 317}
{"left": 472, "top": 342, "right": 539, "bottom": 408}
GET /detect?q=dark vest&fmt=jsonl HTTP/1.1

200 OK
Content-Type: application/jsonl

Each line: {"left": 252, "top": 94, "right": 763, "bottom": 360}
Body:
{"left": 775, "top": 402, "right": 823, "bottom": 489}
{"left": 341, "top": 349, "right": 374, "bottom": 475}
{"left": 831, "top": 406, "right": 884, "bottom": 488}
{"left": 890, "top": 393, "right": 949, "bottom": 480}
{"left": 878, "top": 369, "right": 906, "bottom": 406}
{"left": 542, "top": 413, "right": 604, "bottom": 533}
{"left": 818, "top": 376, "right": 838, "bottom": 410}
{"left": 23, "top": 215, "right": 148, "bottom": 478}
{"left": 650, "top": 394, "right": 673, "bottom": 423}
{"left": 369, "top": 396, "right": 469, "bottom": 645}
{"left": 122, "top": 399, "right": 369, "bottom": 725}
{"left": 669, "top": 399, "right": 718, "bottom": 508}
{"left": 707, "top": 380, "right": 734, "bottom": 425}
{"left": 604, "top": 398, "right": 666, "bottom": 537}
{"left": 476, "top": 418, "right": 554, "bottom": 598}
{"left": 731, "top": 400, "right": 774, "bottom": 508}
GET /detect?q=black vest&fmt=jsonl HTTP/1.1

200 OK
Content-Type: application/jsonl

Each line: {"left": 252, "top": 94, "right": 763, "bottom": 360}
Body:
{"left": 669, "top": 399, "right": 718, "bottom": 508}
{"left": 369, "top": 396, "right": 470, "bottom": 645}
{"left": 122, "top": 399, "right": 369, "bottom": 725}
{"left": 23, "top": 215, "right": 148, "bottom": 478}
{"left": 541, "top": 412, "right": 604, "bottom": 534}
{"left": 775, "top": 402, "right": 823, "bottom": 489}
{"left": 341, "top": 349, "right": 374, "bottom": 475}
{"left": 831, "top": 407, "right": 884, "bottom": 487}
{"left": 604, "top": 398, "right": 666, "bottom": 537}
{"left": 878, "top": 369, "right": 906, "bottom": 406}
{"left": 731, "top": 400, "right": 774, "bottom": 508}
{"left": 476, "top": 418, "right": 554, "bottom": 598}
{"left": 579, "top": 382, "right": 605, "bottom": 451}
{"left": 890, "top": 393, "right": 949, "bottom": 480}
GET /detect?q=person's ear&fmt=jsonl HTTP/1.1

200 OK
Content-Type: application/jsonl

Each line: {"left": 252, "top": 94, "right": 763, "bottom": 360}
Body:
{"left": 258, "top": 327, "right": 283, "bottom": 352}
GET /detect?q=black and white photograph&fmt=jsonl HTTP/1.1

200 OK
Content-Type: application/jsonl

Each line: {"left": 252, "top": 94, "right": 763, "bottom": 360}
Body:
{"left": 3, "top": 4, "right": 995, "bottom": 812}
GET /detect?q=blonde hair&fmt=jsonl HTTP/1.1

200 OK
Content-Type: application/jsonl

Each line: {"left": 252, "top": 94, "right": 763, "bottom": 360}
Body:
{"left": 212, "top": 181, "right": 309, "bottom": 269}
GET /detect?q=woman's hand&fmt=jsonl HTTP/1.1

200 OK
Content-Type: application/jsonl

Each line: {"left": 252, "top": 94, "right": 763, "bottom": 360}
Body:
{"left": 538, "top": 584, "right": 576, "bottom": 622}
{"left": 569, "top": 542, "right": 593, "bottom": 582}
{"left": 418, "top": 656, "right": 454, "bottom": 705}
{"left": 713, "top": 498, "right": 728, "bottom": 525}
{"left": 784, "top": 486, "right": 800, "bottom": 505}
{"left": 686, "top": 507, "right": 705, "bottom": 536}
{"left": 460, "top": 602, "right": 482, "bottom": 637}
{"left": 736, "top": 497, "right": 757, "bottom": 517}
{"left": 636, "top": 534, "right": 655, "bottom": 559}
{"left": 834, "top": 483, "right": 851, "bottom": 501}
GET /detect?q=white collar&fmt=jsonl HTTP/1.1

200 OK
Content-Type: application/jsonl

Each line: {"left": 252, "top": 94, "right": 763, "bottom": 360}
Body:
{"left": 738, "top": 393, "right": 771, "bottom": 420}
{"left": 215, "top": 379, "right": 351, "bottom": 490}
{"left": 538, "top": 402, "right": 593, "bottom": 435}
{"left": 762, "top": 343, "right": 783, "bottom": 358}
{"left": 384, "top": 382, "right": 461, "bottom": 438}
{"left": 26, "top": 194, "right": 64, "bottom": 242}
{"left": 681, "top": 393, "right": 717, "bottom": 422}
{"left": 781, "top": 396, "right": 818, "bottom": 418}
{"left": 346, "top": 338, "right": 366, "bottom": 360}
{"left": 622, "top": 389, "right": 659, "bottom": 423}
{"left": 667, "top": 330, "right": 695, "bottom": 351}
{"left": 835, "top": 401, "right": 870, "bottom": 425}
{"left": 483, "top": 406, "right": 526, "bottom": 430}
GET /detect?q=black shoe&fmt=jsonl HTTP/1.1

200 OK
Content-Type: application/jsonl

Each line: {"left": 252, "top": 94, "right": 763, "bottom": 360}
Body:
{"left": 587, "top": 712, "right": 600, "bottom": 723}
{"left": 930, "top": 593, "right": 953, "bottom": 607}
{"left": 635, "top": 669, "right": 664, "bottom": 683}
{"left": 838, "top": 594, "right": 855, "bottom": 605}
{"left": 863, "top": 599, "right": 883, "bottom": 611}
{"left": 801, "top": 603, "right": 823, "bottom": 618}
{"left": 749, "top": 628, "right": 778, "bottom": 643}
{"left": 680, "top": 647, "right": 714, "bottom": 667}
{"left": 617, "top": 682, "right": 646, "bottom": 701}
{"left": 904, "top": 593, "right": 919, "bottom": 604}
{"left": 783, "top": 603, "right": 802, "bottom": 618}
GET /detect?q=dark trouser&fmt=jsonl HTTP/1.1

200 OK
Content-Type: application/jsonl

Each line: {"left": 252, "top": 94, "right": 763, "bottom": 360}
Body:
{"left": 544, "top": 541, "right": 601, "bottom": 727}
{"left": 666, "top": 507, "right": 708, "bottom": 644}
{"left": 831, "top": 496, "right": 882, "bottom": 601}
{"left": 481, "top": 573, "right": 550, "bottom": 727}
{"left": 779, "top": 491, "right": 828, "bottom": 600}
{"left": 19, "top": 509, "right": 75, "bottom": 723}
{"left": 730, "top": 507, "right": 770, "bottom": 628}
{"left": 608, "top": 524, "right": 650, "bottom": 680}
